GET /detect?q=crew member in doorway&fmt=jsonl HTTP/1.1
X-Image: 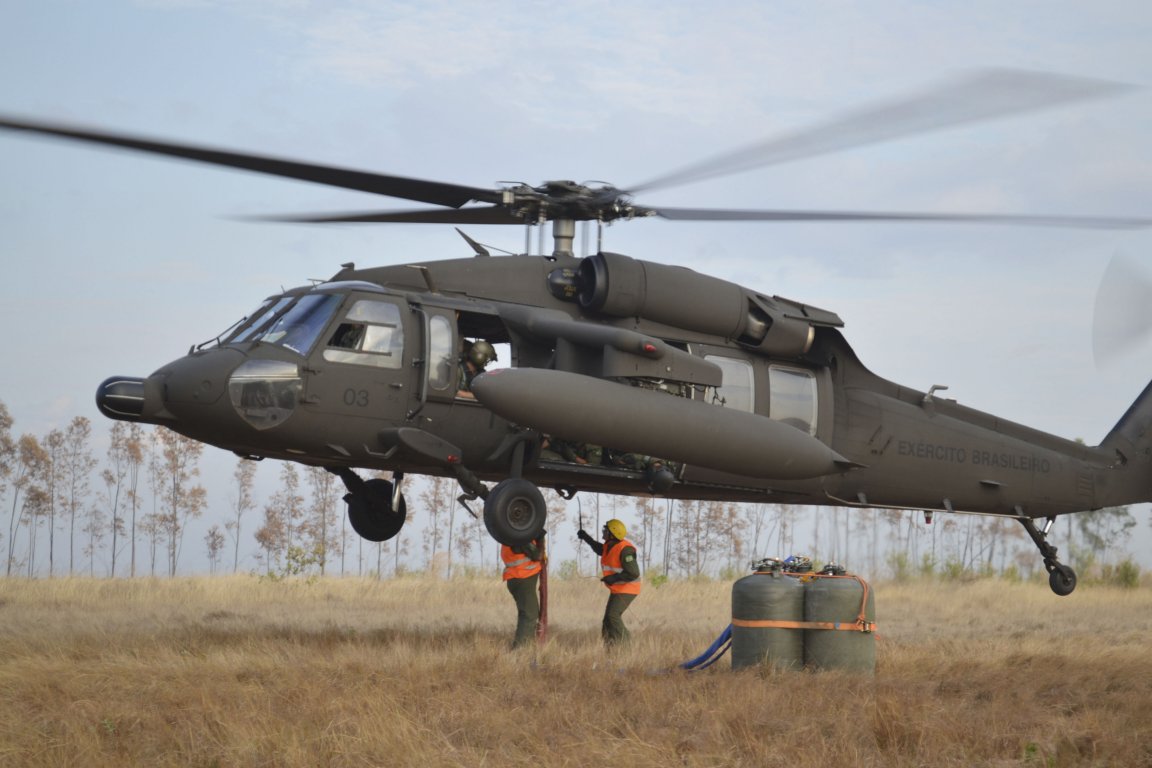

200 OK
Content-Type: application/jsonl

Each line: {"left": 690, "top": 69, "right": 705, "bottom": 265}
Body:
{"left": 457, "top": 339, "right": 497, "bottom": 399}
{"left": 501, "top": 537, "right": 544, "bottom": 648}
{"left": 577, "top": 519, "right": 641, "bottom": 645}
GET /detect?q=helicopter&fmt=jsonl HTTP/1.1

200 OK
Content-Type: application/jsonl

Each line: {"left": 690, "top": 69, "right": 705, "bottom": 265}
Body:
{"left": 3, "top": 69, "right": 1151, "bottom": 596}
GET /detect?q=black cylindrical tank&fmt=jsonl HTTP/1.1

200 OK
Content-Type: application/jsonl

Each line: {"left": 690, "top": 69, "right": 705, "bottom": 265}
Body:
{"left": 803, "top": 574, "right": 876, "bottom": 674}
{"left": 730, "top": 566, "right": 804, "bottom": 671}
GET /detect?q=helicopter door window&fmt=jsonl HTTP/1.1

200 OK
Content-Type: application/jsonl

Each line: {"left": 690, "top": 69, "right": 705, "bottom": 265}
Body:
{"left": 427, "top": 315, "right": 454, "bottom": 391}
{"left": 768, "top": 365, "right": 817, "bottom": 435}
{"left": 322, "top": 299, "right": 405, "bottom": 369}
{"left": 704, "top": 355, "right": 755, "bottom": 412}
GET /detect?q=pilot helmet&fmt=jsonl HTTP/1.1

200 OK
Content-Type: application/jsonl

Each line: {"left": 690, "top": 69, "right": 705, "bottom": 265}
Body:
{"left": 468, "top": 340, "right": 498, "bottom": 368}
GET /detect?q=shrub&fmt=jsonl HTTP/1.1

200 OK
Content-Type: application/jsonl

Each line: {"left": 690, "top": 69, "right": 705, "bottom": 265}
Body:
{"left": 1102, "top": 558, "right": 1141, "bottom": 589}
{"left": 886, "top": 552, "right": 912, "bottom": 582}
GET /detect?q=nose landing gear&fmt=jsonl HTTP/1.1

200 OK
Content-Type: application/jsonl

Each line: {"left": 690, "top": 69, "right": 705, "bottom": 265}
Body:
{"left": 1018, "top": 513, "right": 1077, "bottom": 596}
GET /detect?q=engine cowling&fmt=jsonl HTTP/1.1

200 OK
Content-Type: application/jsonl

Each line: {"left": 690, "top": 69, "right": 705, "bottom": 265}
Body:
{"left": 574, "top": 252, "right": 840, "bottom": 357}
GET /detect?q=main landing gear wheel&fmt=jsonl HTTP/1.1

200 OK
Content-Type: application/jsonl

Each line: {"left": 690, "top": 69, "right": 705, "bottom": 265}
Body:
{"left": 483, "top": 478, "right": 547, "bottom": 546}
{"left": 345, "top": 478, "right": 407, "bottom": 542}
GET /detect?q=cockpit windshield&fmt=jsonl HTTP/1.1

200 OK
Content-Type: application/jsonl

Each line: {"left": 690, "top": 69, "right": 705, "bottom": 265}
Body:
{"left": 228, "top": 297, "right": 293, "bottom": 344}
{"left": 256, "top": 294, "right": 343, "bottom": 355}
{"left": 190, "top": 296, "right": 283, "bottom": 351}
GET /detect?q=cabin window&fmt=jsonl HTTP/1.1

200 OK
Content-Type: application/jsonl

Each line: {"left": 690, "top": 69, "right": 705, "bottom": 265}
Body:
{"left": 323, "top": 300, "right": 405, "bottom": 369}
{"left": 769, "top": 365, "right": 817, "bottom": 435}
{"left": 427, "top": 314, "right": 454, "bottom": 391}
{"left": 704, "top": 355, "right": 755, "bottom": 412}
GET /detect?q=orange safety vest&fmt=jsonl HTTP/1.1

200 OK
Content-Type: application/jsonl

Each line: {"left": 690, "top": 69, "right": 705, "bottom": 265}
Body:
{"left": 501, "top": 543, "right": 543, "bottom": 581}
{"left": 601, "top": 539, "right": 641, "bottom": 595}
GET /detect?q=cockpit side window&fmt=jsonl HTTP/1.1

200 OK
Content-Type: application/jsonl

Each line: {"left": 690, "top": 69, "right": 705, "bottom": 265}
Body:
{"left": 323, "top": 299, "right": 405, "bottom": 369}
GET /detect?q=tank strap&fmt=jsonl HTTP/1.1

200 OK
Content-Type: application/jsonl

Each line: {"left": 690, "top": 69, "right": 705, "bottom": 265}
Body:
{"left": 731, "top": 618, "right": 876, "bottom": 633}
{"left": 783, "top": 572, "right": 873, "bottom": 629}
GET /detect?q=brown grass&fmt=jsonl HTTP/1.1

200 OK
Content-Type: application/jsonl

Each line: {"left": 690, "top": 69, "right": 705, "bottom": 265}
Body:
{"left": 0, "top": 575, "right": 1150, "bottom": 767}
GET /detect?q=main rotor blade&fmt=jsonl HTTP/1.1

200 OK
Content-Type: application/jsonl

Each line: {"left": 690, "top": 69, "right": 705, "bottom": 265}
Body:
{"left": 0, "top": 115, "right": 500, "bottom": 209}
{"left": 650, "top": 206, "right": 1152, "bottom": 229}
{"left": 247, "top": 206, "right": 524, "bottom": 224}
{"left": 628, "top": 69, "right": 1136, "bottom": 194}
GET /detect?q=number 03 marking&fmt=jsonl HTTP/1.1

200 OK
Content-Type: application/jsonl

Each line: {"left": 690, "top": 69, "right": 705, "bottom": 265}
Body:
{"left": 343, "top": 388, "right": 370, "bottom": 407}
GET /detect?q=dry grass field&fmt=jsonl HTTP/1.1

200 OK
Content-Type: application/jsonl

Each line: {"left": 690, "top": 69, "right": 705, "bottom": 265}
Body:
{"left": 1, "top": 574, "right": 1150, "bottom": 767}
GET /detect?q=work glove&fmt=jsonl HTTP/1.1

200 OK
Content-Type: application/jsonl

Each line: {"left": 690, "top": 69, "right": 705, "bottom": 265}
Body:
{"left": 577, "top": 529, "right": 593, "bottom": 543}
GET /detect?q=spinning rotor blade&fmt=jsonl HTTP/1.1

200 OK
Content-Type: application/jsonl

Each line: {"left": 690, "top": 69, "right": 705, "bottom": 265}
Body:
{"left": 650, "top": 206, "right": 1152, "bottom": 229}
{"left": 1093, "top": 254, "right": 1152, "bottom": 367}
{"left": 248, "top": 207, "right": 525, "bottom": 224}
{"left": 0, "top": 115, "right": 499, "bottom": 209}
{"left": 1, "top": 68, "right": 1141, "bottom": 231}
{"left": 628, "top": 69, "right": 1136, "bottom": 194}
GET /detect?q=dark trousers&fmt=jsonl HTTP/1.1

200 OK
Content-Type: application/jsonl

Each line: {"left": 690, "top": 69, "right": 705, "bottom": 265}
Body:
{"left": 506, "top": 574, "right": 540, "bottom": 648}
{"left": 601, "top": 592, "right": 637, "bottom": 645}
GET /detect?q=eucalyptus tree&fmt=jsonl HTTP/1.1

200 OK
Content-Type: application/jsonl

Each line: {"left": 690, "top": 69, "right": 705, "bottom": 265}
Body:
{"left": 153, "top": 427, "right": 207, "bottom": 576}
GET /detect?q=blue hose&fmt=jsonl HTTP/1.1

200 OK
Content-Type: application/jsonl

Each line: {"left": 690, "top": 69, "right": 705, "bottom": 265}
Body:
{"left": 681, "top": 624, "right": 732, "bottom": 670}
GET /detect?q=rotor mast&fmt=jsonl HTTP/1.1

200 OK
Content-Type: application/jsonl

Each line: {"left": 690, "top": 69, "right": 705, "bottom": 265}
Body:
{"left": 550, "top": 218, "right": 576, "bottom": 259}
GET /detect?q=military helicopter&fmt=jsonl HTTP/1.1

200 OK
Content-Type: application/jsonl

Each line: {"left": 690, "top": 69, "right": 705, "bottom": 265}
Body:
{"left": 3, "top": 69, "right": 1150, "bottom": 596}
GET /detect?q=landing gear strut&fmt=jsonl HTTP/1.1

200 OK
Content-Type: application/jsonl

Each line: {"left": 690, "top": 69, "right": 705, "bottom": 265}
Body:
{"left": 335, "top": 469, "right": 407, "bottom": 542}
{"left": 1017, "top": 514, "right": 1077, "bottom": 596}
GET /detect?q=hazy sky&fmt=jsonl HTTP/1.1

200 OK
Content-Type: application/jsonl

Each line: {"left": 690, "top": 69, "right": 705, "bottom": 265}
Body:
{"left": 2, "top": 1, "right": 1150, "bottom": 571}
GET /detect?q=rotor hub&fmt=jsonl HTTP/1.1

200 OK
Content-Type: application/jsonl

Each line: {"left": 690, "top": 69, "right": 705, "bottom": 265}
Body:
{"left": 497, "top": 180, "right": 648, "bottom": 224}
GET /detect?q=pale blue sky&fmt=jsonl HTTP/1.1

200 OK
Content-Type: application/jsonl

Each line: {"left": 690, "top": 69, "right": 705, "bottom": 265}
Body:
{"left": 2, "top": 0, "right": 1150, "bottom": 571}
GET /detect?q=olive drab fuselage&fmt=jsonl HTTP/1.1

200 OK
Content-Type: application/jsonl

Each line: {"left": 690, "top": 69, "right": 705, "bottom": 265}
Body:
{"left": 98, "top": 252, "right": 1152, "bottom": 521}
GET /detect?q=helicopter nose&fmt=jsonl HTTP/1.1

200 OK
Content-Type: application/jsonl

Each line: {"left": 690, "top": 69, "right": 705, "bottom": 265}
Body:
{"left": 96, "top": 376, "right": 147, "bottom": 420}
{"left": 96, "top": 349, "right": 249, "bottom": 428}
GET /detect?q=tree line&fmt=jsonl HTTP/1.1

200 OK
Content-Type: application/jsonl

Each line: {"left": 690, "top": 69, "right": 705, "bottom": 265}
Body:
{"left": 0, "top": 399, "right": 1144, "bottom": 582}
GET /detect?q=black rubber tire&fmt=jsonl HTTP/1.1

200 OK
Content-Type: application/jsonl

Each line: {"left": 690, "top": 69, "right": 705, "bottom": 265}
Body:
{"left": 346, "top": 478, "right": 407, "bottom": 542}
{"left": 1049, "top": 564, "right": 1077, "bottom": 596}
{"left": 483, "top": 478, "right": 547, "bottom": 546}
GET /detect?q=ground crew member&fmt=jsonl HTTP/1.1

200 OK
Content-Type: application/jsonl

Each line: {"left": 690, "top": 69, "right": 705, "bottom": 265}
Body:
{"left": 577, "top": 519, "right": 641, "bottom": 645}
{"left": 501, "top": 538, "right": 543, "bottom": 648}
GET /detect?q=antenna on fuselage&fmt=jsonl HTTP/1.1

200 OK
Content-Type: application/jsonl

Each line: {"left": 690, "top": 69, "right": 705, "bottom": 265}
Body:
{"left": 455, "top": 227, "right": 491, "bottom": 257}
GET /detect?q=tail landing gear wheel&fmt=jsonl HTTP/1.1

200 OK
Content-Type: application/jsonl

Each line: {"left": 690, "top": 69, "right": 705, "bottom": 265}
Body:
{"left": 345, "top": 478, "right": 407, "bottom": 542}
{"left": 484, "top": 478, "right": 546, "bottom": 546}
{"left": 1049, "top": 564, "right": 1077, "bottom": 597}
{"left": 1017, "top": 514, "right": 1077, "bottom": 597}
